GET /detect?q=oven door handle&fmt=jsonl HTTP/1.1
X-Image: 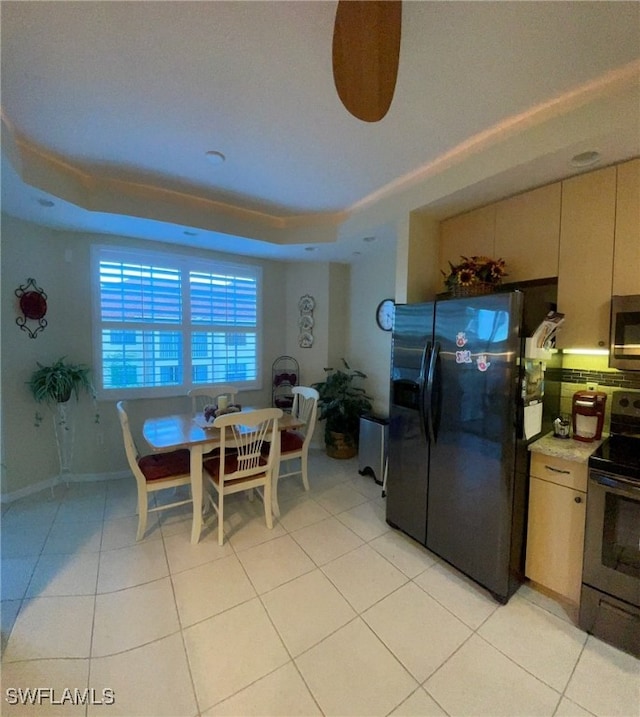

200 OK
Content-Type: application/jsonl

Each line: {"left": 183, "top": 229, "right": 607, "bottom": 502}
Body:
{"left": 591, "top": 473, "right": 640, "bottom": 494}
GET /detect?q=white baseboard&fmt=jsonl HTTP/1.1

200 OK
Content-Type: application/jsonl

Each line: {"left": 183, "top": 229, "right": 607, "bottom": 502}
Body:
{"left": 1, "top": 470, "right": 131, "bottom": 503}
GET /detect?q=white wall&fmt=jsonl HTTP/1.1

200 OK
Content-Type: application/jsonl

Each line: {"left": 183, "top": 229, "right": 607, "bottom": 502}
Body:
{"left": 284, "top": 262, "right": 333, "bottom": 387}
{"left": 0, "top": 216, "right": 293, "bottom": 497}
{"left": 347, "top": 229, "right": 397, "bottom": 417}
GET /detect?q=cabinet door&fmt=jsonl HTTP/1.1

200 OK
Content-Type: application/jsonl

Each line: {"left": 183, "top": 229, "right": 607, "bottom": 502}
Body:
{"left": 494, "top": 183, "right": 561, "bottom": 283}
{"left": 557, "top": 166, "right": 616, "bottom": 349}
{"left": 525, "top": 477, "right": 586, "bottom": 604}
{"left": 613, "top": 159, "right": 640, "bottom": 296}
{"left": 439, "top": 205, "right": 495, "bottom": 283}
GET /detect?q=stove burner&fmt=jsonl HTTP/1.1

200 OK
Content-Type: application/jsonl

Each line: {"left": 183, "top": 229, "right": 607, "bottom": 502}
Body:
{"left": 588, "top": 391, "right": 640, "bottom": 481}
{"left": 589, "top": 435, "right": 640, "bottom": 481}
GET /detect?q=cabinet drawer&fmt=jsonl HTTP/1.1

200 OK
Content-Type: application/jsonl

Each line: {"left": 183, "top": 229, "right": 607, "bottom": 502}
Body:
{"left": 530, "top": 453, "right": 588, "bottom": 492}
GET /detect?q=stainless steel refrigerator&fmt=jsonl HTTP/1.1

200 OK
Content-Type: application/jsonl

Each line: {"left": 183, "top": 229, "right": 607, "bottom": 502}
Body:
{"left": 386, "top": 289, "right": 552, "bottom": 603}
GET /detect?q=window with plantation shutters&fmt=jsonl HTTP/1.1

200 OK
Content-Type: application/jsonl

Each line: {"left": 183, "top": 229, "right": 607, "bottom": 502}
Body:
{"left": 92, "top": 246, "right": 261, "bottom": 398}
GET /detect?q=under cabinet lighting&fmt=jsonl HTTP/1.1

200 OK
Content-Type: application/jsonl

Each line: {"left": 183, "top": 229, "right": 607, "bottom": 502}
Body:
{"left": 562, "top": 349, "right": 609, "bottom": 356}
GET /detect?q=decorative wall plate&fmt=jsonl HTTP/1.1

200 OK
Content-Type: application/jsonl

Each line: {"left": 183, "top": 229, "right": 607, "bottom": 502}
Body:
{"left": 298, "top": 314, "right": 314, "bottom": 331}
{"left": 298, "top": 294, "right": 315, "bottom": 313}
{"left": 299, "top": 331, "right": 314, "bottom": 348}
{"left": 20, "top": 291, "right": 48, "bottom": 320}
{"left": 15, "top": 278, "right": 48, "bottom": 339}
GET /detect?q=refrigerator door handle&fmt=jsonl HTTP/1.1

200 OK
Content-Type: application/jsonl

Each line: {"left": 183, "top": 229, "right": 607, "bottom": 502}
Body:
{"left": 425, "top": 341, "right": 440, "bottom": 444}
{"left": 418, "top": 341, "right": 431, "bottom": 439}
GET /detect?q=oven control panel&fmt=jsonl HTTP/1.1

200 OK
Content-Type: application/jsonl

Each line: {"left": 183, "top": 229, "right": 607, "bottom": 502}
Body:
{"left": 610, "top": 390, "right": 640, "bottom": 436}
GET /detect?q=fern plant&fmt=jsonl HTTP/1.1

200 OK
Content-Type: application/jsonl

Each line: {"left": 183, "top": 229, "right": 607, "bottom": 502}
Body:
{"left": 27, "top": 357, "right": 95, "bottom": 404}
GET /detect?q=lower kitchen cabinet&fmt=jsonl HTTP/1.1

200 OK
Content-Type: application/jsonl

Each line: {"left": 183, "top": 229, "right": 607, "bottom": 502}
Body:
{"left": 525, "top": 453, "right": 587, "bottom": 604}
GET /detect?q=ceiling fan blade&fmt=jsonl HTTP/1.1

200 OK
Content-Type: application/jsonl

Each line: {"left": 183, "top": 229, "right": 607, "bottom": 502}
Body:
{"left": 332, "top": 0, "right": 402, "bottom": 123}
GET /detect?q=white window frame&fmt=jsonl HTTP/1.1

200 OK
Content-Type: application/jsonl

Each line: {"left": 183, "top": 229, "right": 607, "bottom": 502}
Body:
{"left": 91, "top": 245, "right": 262, "bottom": 400}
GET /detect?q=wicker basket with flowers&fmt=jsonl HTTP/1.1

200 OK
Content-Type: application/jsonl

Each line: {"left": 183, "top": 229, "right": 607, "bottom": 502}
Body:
{"left": 442, "top": 256, "right": 507, "bottom": 296}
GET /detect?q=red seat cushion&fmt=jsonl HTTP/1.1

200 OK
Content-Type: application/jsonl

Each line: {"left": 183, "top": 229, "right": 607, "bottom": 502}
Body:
{"left": 280, "top": 429, "right": 305, "bottom": 454}
{"left": 203, "top": 453, "right": 268, "bottom": 485}
{"left": 138, "top": 449, "right": 191, "bottom": 482}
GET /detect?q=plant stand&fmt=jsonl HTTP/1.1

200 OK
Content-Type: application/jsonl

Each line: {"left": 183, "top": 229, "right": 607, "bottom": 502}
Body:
{"left": 53, "top": 400, "right": 75, "bottom": 490}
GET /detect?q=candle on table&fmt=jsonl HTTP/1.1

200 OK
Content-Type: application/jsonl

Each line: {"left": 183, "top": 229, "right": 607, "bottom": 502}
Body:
{"left": 217, "top": 395, "right": 229, "bottom": 410}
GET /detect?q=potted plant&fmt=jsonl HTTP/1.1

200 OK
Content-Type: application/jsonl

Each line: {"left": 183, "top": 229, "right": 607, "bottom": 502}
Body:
{"left": 27, "top": 357, "right": 95, "bottom": 405}
{"left": 27, "top": 357, "right": 97, "bottom": 477}
{"left": 312, "top": 359, "right": 373, "bottom": 459}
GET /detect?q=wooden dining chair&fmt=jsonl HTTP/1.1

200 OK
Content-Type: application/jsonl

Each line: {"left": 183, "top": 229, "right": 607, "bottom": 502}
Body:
{"left": 116, "top": 401, "right": 193, "bottom": 541}
{"left": 188, "top": 385, "right": 238, "bottom": 414}
{"left": 276, "top": 386, "right": 319, "bottom": 493}
{"left": 203, "top": 407, "right": 283, "bottom": 545}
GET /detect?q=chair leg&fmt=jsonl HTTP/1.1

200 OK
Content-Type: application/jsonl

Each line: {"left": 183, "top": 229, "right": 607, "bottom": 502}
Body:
{"left": 217, "top": 490, "right": 224, "bottom": 546}
{"left": 264, "top": 476, "right": 273, "bottom": 530}
{"left": 300, "top": 453, "right": 310, "bottom": 491}
{"left": 136, "top": 490, "right": 148, "bottom": 541}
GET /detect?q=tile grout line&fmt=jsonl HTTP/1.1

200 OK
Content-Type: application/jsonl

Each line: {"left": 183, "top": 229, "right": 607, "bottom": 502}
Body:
{"left": 85, "top": 482, "right": 108, "bottom": 713}
{"left": 161, "top": 515, "right": 202, "bottom": 717}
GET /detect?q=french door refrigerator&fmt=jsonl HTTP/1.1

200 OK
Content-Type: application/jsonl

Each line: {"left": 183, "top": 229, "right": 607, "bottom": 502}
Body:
{"left": 386, "top": 291, "right": 528, "bottom": 603}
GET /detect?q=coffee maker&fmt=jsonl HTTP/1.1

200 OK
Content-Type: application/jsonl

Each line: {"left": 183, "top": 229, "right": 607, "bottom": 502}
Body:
{"left": 572, "top": 390, "right": 607, "bottom": 442}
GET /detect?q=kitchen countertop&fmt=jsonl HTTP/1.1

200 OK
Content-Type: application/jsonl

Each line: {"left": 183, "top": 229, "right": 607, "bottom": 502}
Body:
{"left": 528, "top": 431, "right": 607, "bottom": 463}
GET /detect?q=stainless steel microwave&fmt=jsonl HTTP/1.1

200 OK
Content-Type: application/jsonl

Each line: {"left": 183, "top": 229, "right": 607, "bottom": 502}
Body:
{"left": 609, "top": 295, "right": 640, "bottom": 370}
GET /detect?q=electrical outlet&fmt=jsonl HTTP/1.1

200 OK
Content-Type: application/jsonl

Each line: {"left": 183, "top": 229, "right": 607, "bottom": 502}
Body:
{"left": 586, "top": 381, "right": 598, "bottom": 391}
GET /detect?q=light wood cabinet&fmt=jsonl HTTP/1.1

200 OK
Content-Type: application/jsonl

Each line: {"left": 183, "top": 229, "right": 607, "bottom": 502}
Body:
{"left": 556, "top": 166, "right": 616, "bottom": 349}
{"left": 494, "top": 182, "right": 561, "bottom": 283}
{"left": 613, "top": 158, "right": 640, "bottom": 296}
{"left": 526, "top": 453, "right": 588, "bottom": 604}
{"left": 439, "top": 204, "right": 495, "bottom": 282}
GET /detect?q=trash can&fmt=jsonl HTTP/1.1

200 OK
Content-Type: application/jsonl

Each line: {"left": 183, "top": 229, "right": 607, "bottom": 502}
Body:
{"left": 358, "top": 414, "right": 389, "bottom": 485}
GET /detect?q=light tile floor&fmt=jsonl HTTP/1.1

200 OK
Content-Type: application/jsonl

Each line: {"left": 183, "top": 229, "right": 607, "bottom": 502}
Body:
{"left": 1, "top": 450, "right": 638, "bottom": 716}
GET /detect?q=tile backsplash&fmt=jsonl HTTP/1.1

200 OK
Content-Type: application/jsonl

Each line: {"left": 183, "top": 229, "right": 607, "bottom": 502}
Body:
{"left": 552, "top": 353, "right": 640, "bottom": 434}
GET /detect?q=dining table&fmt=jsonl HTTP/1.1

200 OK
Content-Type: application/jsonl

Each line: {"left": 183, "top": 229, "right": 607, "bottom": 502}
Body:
{"left": 142, "top": 408, "right": 304, "bottom": 543}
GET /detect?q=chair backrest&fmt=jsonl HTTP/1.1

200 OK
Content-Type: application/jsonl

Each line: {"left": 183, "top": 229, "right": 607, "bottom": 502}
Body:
{"left": 188, "top": 385, "right": 239, "bottom": 414}
{"left": 116, "top": 400, "right": 144, "bottom": 485}
{"left": 213, "top": 408, "right": 283, "bottom": 482}
{"left": 291, "top": 386, "right": 319, "bottom": 444}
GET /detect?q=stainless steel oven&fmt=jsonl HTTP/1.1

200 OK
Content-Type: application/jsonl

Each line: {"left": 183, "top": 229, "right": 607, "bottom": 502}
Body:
{"left": 580, "top": 392, "right": 640, "bottom": 657}
{"left": 609, "top": 295, "right": 640, "bottom": 371}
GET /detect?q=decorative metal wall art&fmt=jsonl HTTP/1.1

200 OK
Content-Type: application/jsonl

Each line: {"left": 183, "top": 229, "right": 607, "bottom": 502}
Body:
{"left": 298, "top": 294, "right": 315, "bottom": 348}
{"left": 15, "top": 278, "right": 48, "bottom": 339}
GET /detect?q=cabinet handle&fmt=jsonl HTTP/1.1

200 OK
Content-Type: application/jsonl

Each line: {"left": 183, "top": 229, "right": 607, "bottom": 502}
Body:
{"left": 574, "top": 496, "right": 582, "bottom": 503}
{"left": 544, "top": 465, "right": 571, "bottom": 475}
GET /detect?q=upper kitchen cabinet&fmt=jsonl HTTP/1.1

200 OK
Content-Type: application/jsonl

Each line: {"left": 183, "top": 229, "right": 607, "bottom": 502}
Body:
{"left": 494, "top": 183, "right": 561, "bottom": 283}
{"left": 556, "top": 166, "right": 616, "bottom": 350}
{"left": 439, "top": 204, "right": 495, "bottom": 283}
{"left": 613, "top": 159, "right": 640, "bottom": 297}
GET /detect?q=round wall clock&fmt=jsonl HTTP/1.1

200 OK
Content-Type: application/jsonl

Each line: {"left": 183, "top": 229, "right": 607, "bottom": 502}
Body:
{"left": 376, "top": 299, "right": 395, "bottom": 331}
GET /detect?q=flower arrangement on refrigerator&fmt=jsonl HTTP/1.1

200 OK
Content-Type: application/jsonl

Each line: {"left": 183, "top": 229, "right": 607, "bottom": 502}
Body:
{"left": 442, "top": 255, "right": 507, "bottom": 291}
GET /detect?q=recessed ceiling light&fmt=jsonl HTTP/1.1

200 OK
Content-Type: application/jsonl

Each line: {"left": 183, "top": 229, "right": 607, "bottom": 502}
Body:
{"left": 205, "top": 150, "right": 226, "bottom": 166}
{"left": 37, "top": 198, "right": 55, "bottom": 207}
{"left": 363, "top": 236, "right": 376, "bottom": 243}
{"left": 570, "top": 151, "right": 601, "bottom": 168}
